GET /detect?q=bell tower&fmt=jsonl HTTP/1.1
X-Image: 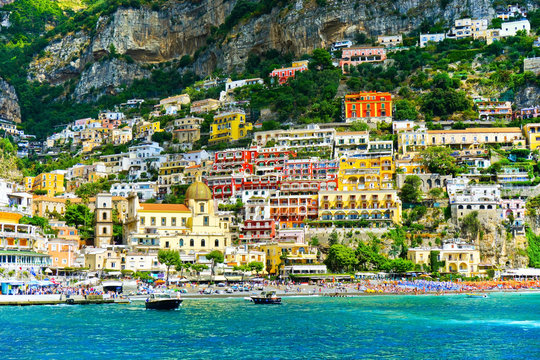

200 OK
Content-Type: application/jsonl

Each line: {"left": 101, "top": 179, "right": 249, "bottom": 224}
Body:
{"left": 95, "top": 193, "right": 113, "bottom": 247}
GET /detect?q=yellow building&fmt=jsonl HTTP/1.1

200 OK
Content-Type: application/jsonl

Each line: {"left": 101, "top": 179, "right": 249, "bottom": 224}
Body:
{"left": 338, "top": 155, "right": 394, "bottom": 191}
{"left": 137, "top": 121, "right": 163, "bottom": 137}
{"left": 257, "top": 242, "right": 318, "bottom": 275}
{"left": 523, "top": 123, "right": 540, "bottom": 150}
{"left": 398, "top": 127, "right": 525, "bottom": 154}
{"left": 224, "top": 246, "right": 266, "bottom": 268}
{"left": 407, "top": 240, "right": 481, "bottom": 277}
{"left": 23, "top": 177, "right": 35, "bottom": 192}
{"left": 27, "top": 173, "right": 65, "bottom": 196}
{"left": 126, "top": 182, "right": 232, "bottom": 255}
{"left": 209, "top": 110, "right": 253, "bottom": 144}
{"left": 318, "top": 190, "right": 402, "bottom": 225}
{"left": 395, "top": 154, "right": 428, "bottom": 175}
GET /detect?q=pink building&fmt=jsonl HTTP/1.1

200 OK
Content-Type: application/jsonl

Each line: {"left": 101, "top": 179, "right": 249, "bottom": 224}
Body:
{"left": 500, "top": 198, "right": 525, "bottom": 226}
{"left": 269, "top": 61, "right": 309, "bottom": 85}
{"left": 340, "top": 46, "right": 387, "bottom": 72}
{"left": 520, "top": 106, "right": 540, "bottom": 119}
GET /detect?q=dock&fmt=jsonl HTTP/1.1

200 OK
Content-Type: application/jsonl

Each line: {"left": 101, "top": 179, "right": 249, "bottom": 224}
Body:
{"left": 0, "top": 294, "right": 115, "bottom": 306}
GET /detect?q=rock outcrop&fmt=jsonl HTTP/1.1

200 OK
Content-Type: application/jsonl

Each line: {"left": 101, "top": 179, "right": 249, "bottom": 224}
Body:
{"left": 515, "top": 85, "right": 540, "bottom": 109}
{"left": 72, "top": 58, "right": 151, "bottom": 102}
{"left": 27, "top": 0, "right": 499, "bottom": 101}
{"left": 0, "top": 77, "right": 21, "bottom": 123}
{"left": 28, "top": 32, "right": 91, "bottom": 85}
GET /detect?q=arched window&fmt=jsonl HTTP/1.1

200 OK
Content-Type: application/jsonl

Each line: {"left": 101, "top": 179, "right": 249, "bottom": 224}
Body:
{"left": 201, "top": 239, "right": 206, "bottom": 247}
{"left": 215, "top": 239, "right": 219, "bottom": 247}
{"left": 179, "top": 239, "right": 184, "bottom": 247}
{"left": 102, "top": 212, "right": 107, "bottom": 220}
{"left": 102, "top": 227, "right": 107, "bottom": 234}
{"left": 200, "top": 203, "right": 205, "bottom": 212}
{"left": 190, "top": 239, "right": 194, "bottom": 247}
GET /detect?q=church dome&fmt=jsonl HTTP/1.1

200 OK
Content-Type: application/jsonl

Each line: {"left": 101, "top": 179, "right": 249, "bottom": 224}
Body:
{"left": 185, "top": 181, "right": 212, "bottom": 201}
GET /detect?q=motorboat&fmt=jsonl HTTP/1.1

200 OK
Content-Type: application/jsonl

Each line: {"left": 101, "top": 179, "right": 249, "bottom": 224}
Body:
{"left": 251, "top": 291, "right": 282, "bottom": 304}
{"left": 466, "top": 293, "right": 488, "bottom": 298}
{"left": 145, "top": 293, "right": 182, "bottom": 310}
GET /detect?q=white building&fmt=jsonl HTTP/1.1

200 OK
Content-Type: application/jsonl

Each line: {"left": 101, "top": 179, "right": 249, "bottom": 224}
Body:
{"left": 447, "top": 178, "right": 501, "bottom": 219}
{"left": 225, "top": 78, "right": 264, "bottom": 92}
{"left": 377, "top": 35, "right": 403, "bottom": 47}
{"left": 110, "top": 182, "right": 157, "bottom": 200}
{"left": 420, "top": 33, "right": 446, "bottom": 47}
{"left": 501, "top": 19, "right": 530, "bottom": 37}
{"left": 183, "top": 150, "right": 210, "bottom": 165}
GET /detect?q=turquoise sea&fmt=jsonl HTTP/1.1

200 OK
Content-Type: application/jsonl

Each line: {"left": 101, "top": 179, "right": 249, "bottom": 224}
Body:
{"left": 0, "top": 293, "right": 539, "bottom": 359}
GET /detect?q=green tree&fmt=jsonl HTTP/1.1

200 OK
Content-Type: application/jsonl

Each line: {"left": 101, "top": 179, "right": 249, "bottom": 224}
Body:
{"left": 206, "top": 250, "right": 224, "bottom": 277}
{"left": 325, "top": 244, "right": 358, "bottom": 273}
{"left": 461, "top": 211, "right": 481, "bottom": 240}
{"left": 384, "top": 258, "right": 415, "bottom": 273}
{"left": 420, "top": 146, "right": 462, "bottom": 175}
{"left": 328, "top": 230, "right": 339, "bottom": 246}
{"left": 309, "top": 48, "right": 333, "bottom": 70}
{"left": 349, "top": 120, "right": 369, "bottom": 131}
{"left": 399, "top": 175, "right": 423, "bottom": 204}
{"left": 247, "top": 261, "right": 264, "bottom": 276}
{"left": 157, "top": 249, "right": 180, "bottom": 286}
{"left": 394, "top": 99, "right": 418, "bottom": 120}
{"left": 429, "top": 250, "right": 445, "bottom": 273}
{"left": 191, "top": 263, "right": 209, "bottom": 282}
{"left": 526, "top": 229, "right": 540, "bottom": 268}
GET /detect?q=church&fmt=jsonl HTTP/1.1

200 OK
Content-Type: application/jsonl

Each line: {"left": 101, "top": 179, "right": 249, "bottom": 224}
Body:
{"left": 123, "top": 181, "right": 233, "bottom": 256}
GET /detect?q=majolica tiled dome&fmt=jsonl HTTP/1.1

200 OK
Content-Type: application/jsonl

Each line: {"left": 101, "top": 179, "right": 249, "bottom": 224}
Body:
{"left": 185, "top": 181, "right": 212, "bottom": 201}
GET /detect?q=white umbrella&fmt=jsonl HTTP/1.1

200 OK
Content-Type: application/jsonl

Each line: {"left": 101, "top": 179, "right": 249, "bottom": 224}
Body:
{"left": 44, "top": 268, "right": 53, "bottom": 274}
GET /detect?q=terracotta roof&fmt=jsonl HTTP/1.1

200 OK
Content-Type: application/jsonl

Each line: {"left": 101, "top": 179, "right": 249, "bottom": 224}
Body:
{"left": 139, "top": 203, "right": 190, "bottom": 212}
{"left": 427, "top": 127, "right": 522, "bottom": 134}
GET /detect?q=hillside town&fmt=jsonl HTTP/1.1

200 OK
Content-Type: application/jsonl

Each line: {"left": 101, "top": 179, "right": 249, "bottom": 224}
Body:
{"left": 1, "top": 7, "right": 540, "bottom": 287}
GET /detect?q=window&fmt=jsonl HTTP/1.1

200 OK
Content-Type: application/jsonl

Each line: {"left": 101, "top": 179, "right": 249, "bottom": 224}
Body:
{"left": 172, "top": 218, "right": 176, "bottom": 226}
{"left": 165, "top": 241, "right": 169, "bottom": 248}
{"left": 200, "top": 203, "right": 205, "bottom": 212}
{"left": 140, "top": 217, "right": 145, "bottom": 225}
{"left": 182, "top": 218, "right": 186, "bottom": 226}
{"left": 204, "top": 216, "right": 209, "bottom": 226}
{"left": 201, "top": 239, "right": 206, "bottom": 247}
{"left": 102, "top": 212, "right": 107, "bottom": 221}
{"left": 161, "top": 217, "right": 166, "bottom": 226}
{"left": 179, "top": 239, "right": 184, "bottom": 246}
{"left": 151, "top": 217, "right": 156, "bottom": 226}
{"left": 215, "top": 239, "right": 219, "bottom": 247}
{"left": 102, "top": 227, "right": 107, "bottom": 234}
{"left": 190, "top": 239, "right": 194, "bottom": 247}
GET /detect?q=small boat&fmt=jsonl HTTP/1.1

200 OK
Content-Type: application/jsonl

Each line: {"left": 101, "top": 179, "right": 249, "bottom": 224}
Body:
{"left": 466, "top": 293, "right": 488, "bottom": 298}
{"left": 251, "top": 291, "right": 282, "bottom": 304}
{"left": 145, "top": 293, "right": 182, "bottom": 310}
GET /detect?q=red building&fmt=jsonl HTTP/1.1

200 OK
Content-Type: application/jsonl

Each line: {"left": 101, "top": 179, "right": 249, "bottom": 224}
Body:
{"left": 344, "top": 91, "right": 393, "bottom": 122}
{"left": 240, "top": 219, "right": 276, "bottom": 244}
{"left": 269, "top": 61, "right": 309, "bottom": 85}
{"left": 207, "top": 146, "right": 296, "bottom": 199}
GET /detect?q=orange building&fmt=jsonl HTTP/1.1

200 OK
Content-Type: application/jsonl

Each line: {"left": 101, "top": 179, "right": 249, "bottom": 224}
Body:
{"left": 344, "top": 92, "right": 392, "bottom": 123}
{"left": 47, "top": 239, "right": 78, "bottom": 268}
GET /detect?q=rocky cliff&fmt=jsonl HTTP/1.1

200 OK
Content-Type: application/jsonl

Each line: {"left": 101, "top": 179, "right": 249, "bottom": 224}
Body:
{"left": 27, "top": 0, "right": 499, "bottom": 101}
{"left": 0, "top": 77, "right": 21, "bottom": 123}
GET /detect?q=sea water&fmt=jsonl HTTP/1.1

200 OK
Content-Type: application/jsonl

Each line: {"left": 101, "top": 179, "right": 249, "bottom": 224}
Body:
{"left": 0, "top": 293, "right": 539, "bottom": 359}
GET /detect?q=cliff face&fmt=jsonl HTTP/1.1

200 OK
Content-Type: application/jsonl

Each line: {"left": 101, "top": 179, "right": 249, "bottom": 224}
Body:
{"left": 0, "top": 77, "right": 21, "bottom": 123}
{"left": 27, "top": 0, "right": 499, "bottom": 101}
{"left": 73, "top": 58, "right": 151, "bottom": 102}
{"left": 206, "top": 0, "right": 496, "bottom": 73}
